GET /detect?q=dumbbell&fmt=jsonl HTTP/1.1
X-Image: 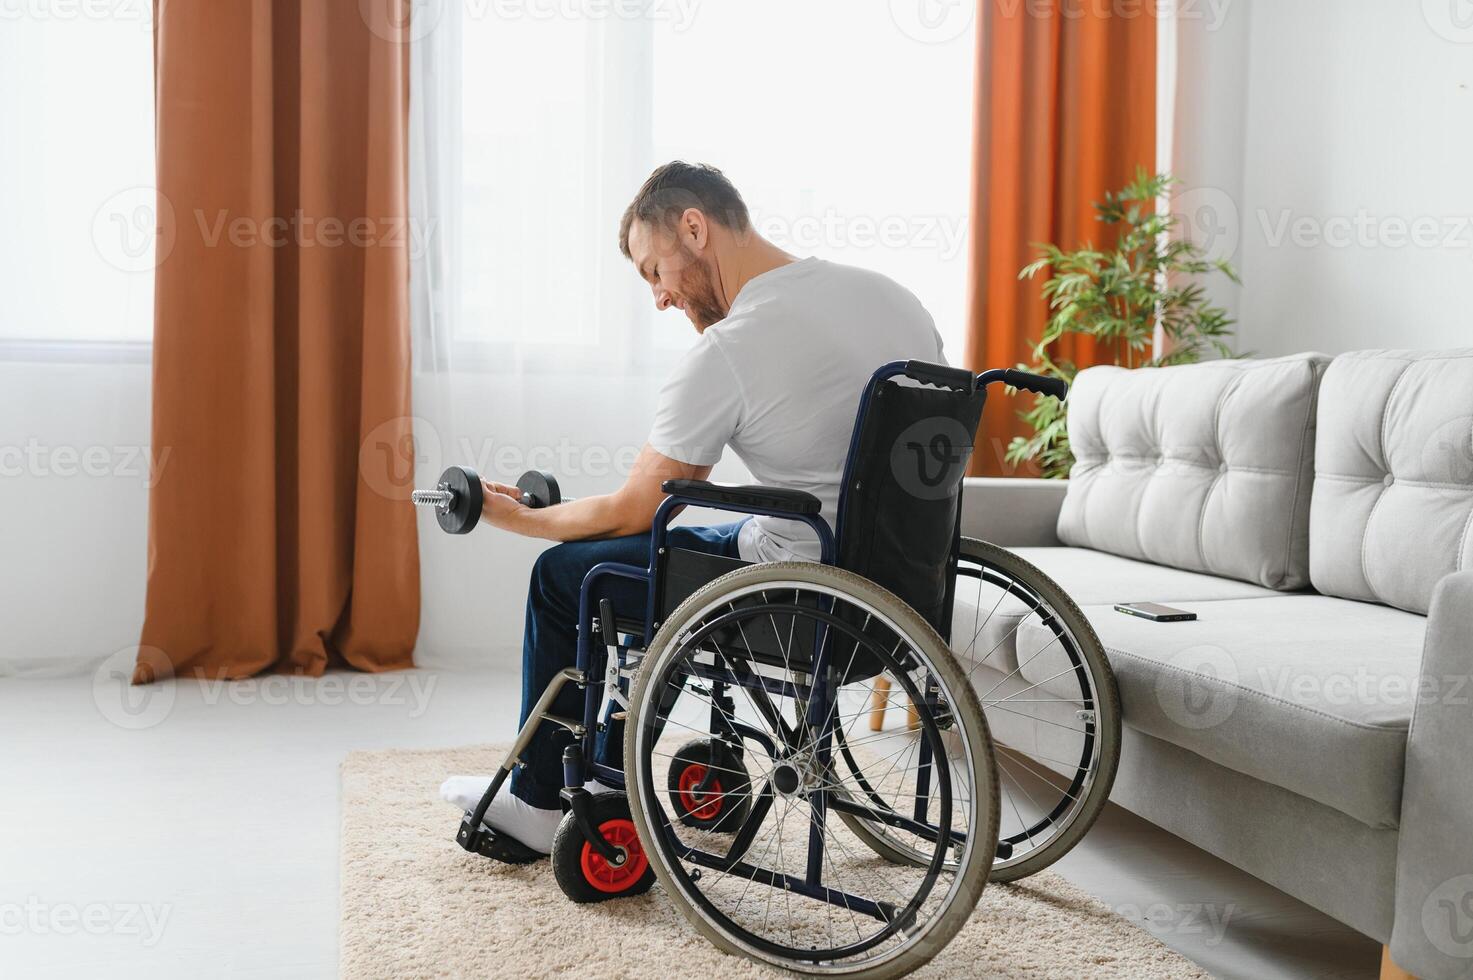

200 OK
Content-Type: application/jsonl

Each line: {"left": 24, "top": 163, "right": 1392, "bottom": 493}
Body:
{"left": 411, "top": 466, "right": 572, "bottom": 534}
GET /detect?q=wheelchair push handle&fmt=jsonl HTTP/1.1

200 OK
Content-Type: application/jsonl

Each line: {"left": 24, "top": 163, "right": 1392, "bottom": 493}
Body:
{"left": 901, "top": 360, "right": 976, "bottom": 391}
{"left": 998, "top": 369, "right": 1068, "bottom": 402}
{"left": 894, "top": 360, "right": 1067, "bottom": 401}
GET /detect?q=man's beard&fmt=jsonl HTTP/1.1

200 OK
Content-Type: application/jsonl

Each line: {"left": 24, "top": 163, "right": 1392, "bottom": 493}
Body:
{"left": 680, "top": 254, "right": 728, "bottom": 331}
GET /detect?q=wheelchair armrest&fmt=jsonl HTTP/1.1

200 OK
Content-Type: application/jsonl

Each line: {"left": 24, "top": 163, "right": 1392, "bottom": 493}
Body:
{"left": 661, "top": 479, "right": 823, "bottom": 516}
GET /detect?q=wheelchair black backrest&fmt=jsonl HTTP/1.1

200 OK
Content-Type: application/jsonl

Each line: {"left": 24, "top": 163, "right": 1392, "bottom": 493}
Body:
{"left": 834, "top": 361, "right": 987, "bottom": 640}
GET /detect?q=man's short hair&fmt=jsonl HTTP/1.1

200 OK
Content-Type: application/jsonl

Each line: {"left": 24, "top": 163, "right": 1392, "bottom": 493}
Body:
{"left": 618, "top": 161, "right": 751, "bottom": 259}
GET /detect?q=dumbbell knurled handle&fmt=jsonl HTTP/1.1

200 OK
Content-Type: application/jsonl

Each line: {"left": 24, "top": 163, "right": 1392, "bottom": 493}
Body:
{"left": 413, "top": 483, "right": 575, "bottom": 510}
{"left": 412, "top": 488, "right": 455, "bottom": 510}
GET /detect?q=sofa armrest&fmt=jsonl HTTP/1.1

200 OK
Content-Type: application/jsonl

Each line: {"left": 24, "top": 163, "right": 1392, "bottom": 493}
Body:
{"left": 1391, "top": 570, "right": 1473, "bottom": 980}
{"left": 958, "top": 478, "right": 1067, "bottom": 548}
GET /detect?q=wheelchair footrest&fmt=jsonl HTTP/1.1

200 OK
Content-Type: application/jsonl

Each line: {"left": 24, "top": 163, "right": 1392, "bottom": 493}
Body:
{"left": 455, "top": 812, "right": 544, "bottom": 865}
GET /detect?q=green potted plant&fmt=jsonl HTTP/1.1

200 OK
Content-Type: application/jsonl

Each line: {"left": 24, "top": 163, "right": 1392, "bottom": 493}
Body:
{"left": 1005, "top": 169, "right": 1241, "bottom": 479}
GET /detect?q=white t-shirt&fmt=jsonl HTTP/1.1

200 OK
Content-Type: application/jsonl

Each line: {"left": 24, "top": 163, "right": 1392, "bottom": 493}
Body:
{"left": 648, "top": 257, "right": 946, "bottom": 562}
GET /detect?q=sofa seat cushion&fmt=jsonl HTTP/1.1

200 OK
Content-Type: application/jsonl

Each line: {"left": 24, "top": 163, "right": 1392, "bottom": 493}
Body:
{"left": 1310, "top": 348, "right": 1473, "bottom": 615}
{"left": 1011, "top": 547, "right": 1288, "bottom": 604}
{"left": 949, "top": 546, "right": 1282, "bottom": 674}
{"left": 1059, "top": 354, "right": 1330, "bottom": 590}
{"left": 1015, "top": 595, "right": 1426, "bottom": 828}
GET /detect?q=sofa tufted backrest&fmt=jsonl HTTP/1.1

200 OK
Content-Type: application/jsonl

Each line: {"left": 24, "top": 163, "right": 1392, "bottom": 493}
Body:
{"left": 1057, "top": 354, "right": 1330, "bottom": 590}
{"left": 1310, "top": 349, "right": 1473, "bottom": 615}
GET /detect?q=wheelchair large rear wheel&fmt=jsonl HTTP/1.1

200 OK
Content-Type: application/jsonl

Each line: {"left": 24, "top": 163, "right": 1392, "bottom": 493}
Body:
{"left": 838, "top": 538, "right": 1120, "bottom": 883}
{"left": 625, "top": 563, "right": 1000, "bottom": 979}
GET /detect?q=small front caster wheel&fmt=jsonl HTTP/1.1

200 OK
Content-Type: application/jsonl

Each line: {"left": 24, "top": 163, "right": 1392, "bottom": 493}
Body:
{"left": 667, "top": 738, "right": 752, "bottom": 833}
{"left": 551, "top": 793, "right": 655, "bottom": 903}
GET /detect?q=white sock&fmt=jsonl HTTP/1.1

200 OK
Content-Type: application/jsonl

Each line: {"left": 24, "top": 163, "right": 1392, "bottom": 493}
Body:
{"left": 440, "top": 773, "right": 614, "bottom": 808}
{"left": 440, "top": 774, "right": 603, "bottom": 855}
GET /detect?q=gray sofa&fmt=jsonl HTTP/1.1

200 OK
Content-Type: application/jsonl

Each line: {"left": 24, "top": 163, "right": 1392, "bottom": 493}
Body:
{"left": 956, "top": 348, "right": 1473, "bottom": 980}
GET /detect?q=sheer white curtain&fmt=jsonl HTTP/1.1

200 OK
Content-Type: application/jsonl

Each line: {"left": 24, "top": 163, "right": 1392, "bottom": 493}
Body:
{"left": 407, "top": 0, "right": 975, "bottom": 666}
{"left": 1, "top": 7, "right": 157, "bottom": 677}
{"left": 410, "top": 0, "right": 976, "bottom": 378}
{"left": 411, "top": 3, "right": 660, "bottom": 378}
{"left": 1, "top": 7, "right": 155, "bottom": 354}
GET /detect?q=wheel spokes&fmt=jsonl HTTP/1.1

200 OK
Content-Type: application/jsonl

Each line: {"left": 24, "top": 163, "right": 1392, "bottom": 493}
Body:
{"left": 634, "top": 580, "right": 982, "bottom": 968}
{"left": 950, "top": 547, "right": 1109, "bottom": 873}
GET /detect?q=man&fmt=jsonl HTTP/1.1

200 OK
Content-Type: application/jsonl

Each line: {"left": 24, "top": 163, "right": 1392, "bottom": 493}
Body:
{"left": 440, "top": 161, "right": 946, "bottom": 855}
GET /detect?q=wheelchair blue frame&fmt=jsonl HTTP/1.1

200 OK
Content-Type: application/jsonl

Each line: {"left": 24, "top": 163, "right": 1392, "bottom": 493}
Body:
{"left": 573, "top": 504, "right": 832, "bottom": 788}
{"left": 449, "top": 355, "right": 1078, "bottom": 948}
{"left": 567, "top": 361, "right": 1015, "bottom": 798}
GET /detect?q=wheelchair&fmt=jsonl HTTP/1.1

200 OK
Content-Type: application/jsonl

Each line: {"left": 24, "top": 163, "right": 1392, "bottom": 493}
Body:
{"left": 456, "top": 361, "right": 1121, "bottom": 977}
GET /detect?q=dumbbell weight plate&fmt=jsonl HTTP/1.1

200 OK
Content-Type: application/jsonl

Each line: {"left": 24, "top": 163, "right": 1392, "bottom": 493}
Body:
{"left": 438, "top": 465, "right": 483, "bottom": 535}
{"left": 516, "top": 469, "right": 562, "bottom": 509}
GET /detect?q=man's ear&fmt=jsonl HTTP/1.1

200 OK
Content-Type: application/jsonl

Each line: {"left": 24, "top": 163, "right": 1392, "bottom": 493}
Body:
{"left": 679, "top": 207, "right": 710, "bottom": 252}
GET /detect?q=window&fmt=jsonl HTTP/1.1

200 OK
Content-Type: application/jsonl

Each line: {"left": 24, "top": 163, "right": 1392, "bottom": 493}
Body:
{"left": 446, "top": 1, "right": 975, "bottom": 370}
{"left": 1, "top": 7, "right": 156, "bottom": 350}
{"left": 648, "top": 3, "right": 975, "bottom": 358}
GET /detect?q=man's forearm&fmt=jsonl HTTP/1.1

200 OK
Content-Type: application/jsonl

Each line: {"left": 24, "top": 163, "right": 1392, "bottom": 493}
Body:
{"left": 482, "top": 444, "right": 706, "bottom": 542}
{"left": 494, "top": 492, "right": 651, "bottom": 542}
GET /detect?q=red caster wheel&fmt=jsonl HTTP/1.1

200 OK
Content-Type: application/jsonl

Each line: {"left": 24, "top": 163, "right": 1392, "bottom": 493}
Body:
{"left": 551, "top": 793, "right": 655, "bottom": 903}
{"left": 667, "top": 739, "right": 751, "bottom": 833}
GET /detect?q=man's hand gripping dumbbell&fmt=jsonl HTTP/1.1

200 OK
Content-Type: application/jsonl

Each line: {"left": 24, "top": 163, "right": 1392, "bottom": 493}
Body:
{"left": 412, "top": 466, "right": 571, "bottom": 535}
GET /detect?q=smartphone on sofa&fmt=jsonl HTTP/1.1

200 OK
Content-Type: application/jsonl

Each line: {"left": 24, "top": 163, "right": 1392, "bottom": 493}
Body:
{"left": 1114, "top": 602, "right": 1197, "bottom": 623}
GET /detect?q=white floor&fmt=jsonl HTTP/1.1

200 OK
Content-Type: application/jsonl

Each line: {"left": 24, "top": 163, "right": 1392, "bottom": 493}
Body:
{"left": 1, "top": 668, "right": 1380, "bottom": 979}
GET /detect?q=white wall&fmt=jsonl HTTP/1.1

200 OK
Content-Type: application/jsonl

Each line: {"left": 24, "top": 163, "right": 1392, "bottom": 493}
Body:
{"left": 1173, "top": 0, "right": 1473, "bottom": 356}
{"left": 1169, "top": 0, "right": 1252, "bottom": 327}
{"left": 0, "top": 361, "right": 153, "bottom": 676}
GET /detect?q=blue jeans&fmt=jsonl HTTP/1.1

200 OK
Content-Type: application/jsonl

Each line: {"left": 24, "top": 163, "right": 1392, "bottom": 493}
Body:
{"left": 509, "top": 521, "right": 747, "bottom": 809}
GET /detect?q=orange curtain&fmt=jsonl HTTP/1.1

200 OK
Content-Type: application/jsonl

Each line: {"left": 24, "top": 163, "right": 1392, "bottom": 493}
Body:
{"left": 136, "top": 0, "right": 419, "bottom": 681}
{"left": 964, "top": 0, "right": 1156, "bottom": 475}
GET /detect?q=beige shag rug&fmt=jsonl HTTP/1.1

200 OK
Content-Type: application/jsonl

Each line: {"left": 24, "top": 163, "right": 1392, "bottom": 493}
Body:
{"left": 340, "top": 746, "right": 1208, "bottom": 979}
